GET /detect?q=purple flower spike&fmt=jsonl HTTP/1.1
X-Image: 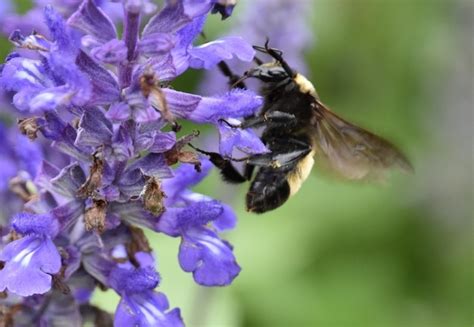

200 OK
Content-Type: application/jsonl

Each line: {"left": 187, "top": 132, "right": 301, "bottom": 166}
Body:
{"left": 0, "top": 0, "right": 273, "bottom": 323}
{"left": 0, "top": 212, "right": 61, "bottom": 296}
{"left": 110, "top": 266, "right": 184, "bottom": 327}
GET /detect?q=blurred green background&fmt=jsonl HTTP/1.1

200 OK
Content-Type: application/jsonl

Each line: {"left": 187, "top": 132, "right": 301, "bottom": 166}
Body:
{"left": 2, "top": 1, "right": 473, "bottom": 326}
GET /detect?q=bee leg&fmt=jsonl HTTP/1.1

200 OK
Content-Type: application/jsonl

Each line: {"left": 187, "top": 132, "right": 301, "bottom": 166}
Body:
{"left": 189, "top": 145, "right": 248, "bottom": 184}
{"left": 246, "top": 144, "right": 311, "bottom": 169}
{"left": 241, "top": 111, "right": 297, "bottom": 129}
{"left": 244, "top": 163, "right": 255, "bottom": 180}
{"left": 217, "top": 61, "right": 247, "bottom": 90}
{"left": 209, "top": 153, "right": 248, "bottom": 184}
{"left": 219, "top": 111, "right": 297, "bottom": 130}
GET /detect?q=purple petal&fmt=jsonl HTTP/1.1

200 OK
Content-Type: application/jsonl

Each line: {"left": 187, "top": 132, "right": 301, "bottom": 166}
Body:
{"left": 162, "top": 158, "right": 212, "bottom": 204}
{"left": 143, "top": 0, "right": 206, "bottom": 36}
{"left": 13, "top": 133, "right": 43, "bottom": 178}
{"left": 115, "top": 292, "right": 183, "bottom": 327}
{"left": 129, "top": 153, "right": 174, "bottom": 179}
{"left": 124, "top": 0, "right": 157, "bottom": 14}
{"left": 179, "top": 226, "right": 240, "bottom": 286}
{"left": 51, "top": 200, "right": 84, "bottom": 232}
{"left": 29, "top": 85, "right": 84, "bottom": 113}
{"left": 47, "top": 52, "right": 92, "bottom": 108}
{"left": 90, "top": 39, "right": 128, "bottom": 64}
{"left": 109, "top": 264, "right": 183, "bottom": 327}
{"left": 50, "top": 164, "right": 86, "bottom": 198}
{"left": 175, "top": 15, "right": 206, "bottom": 50}
{"left": 182, "top": 0, "right": 214, "bottom": 18}
{"left": 62, "top": 246, "right": 82, "bottom": 280}
{"left": 35, "top": 160, "right": 60, "bottom": 190}
{"left": 106, "top": 102, "right": 131, "bottom": 122}
{"left": 116, "top": 168, "right": 146, "bottom": 200}
{"left": 82, "top": 252, "right": 115, "bottom": 286}
{"left": 214, "top": 203, "right": 237, "bottom": 231}
{"left": 188, "top": 37, "right": 255, "bottom": 70}
{"left": 76, "top": 51, "right": 120, "bottom": 105}
{"left": 76, "top": 232, "right": 103, "bottom": 254}
{"left": 146, "top": 54, "right": 178, "bottom": 81}
{"left": 0, "top": 155, "right": 18, "bottom": 191}
{"left": 38, "top": 112, "right": 67, "bottom": 141}
{"left": 67, "top": 0, "right": 117, "bottom": 44}
{"left": 0, "top": 57, "right": 47, "bottom": 93}
{"left": 109, "top": 266, "right": 159, "bottom": 294}
{"left": 0, "top": 235, "right": 61, "bottom": 296}
{"left": 163, "top": 88, "right": 200, "bottom": 119}
{"left": 217, "top": 120, "right": 269, "bottom": 156}
{"left": 52, "top": 124, "right": 90, "bottom": 162}
{"left": 163, "top": 88, "right": 263, "bottom": 123}
{"left": 109, "top": 201, "right": 159, "bottom": 230}
{"left": 44, "top": 5, "right": 76, "bottom": 52}
{"left": 138, "top": 33, "right": 175, "bottom": 56}
{"left": 1, "top": 49, "right": 92, "bottom": 114}
{"left": 135, "top": 252, "right": 155, "bottom": 268}
{"left": 149, "top": 132, "right": 176, "bottom": 153}
{"left": 134, "top": 106, "right": 162, "bottom": 123}
{"left": 101, "top": 185, "right": 121, "bottom": 202}
{"left": 11, "top": 212, "right": 59, "bottom": 237}
{"left": 176, "top": 200, "right": 223, "bottom": 230}
{"left": 110, "top": 123, "right": 135, "bottom": 161}
{"left": 155, "top": 207, "right": 180, "bottom": 236}
{"left": 155, "top": 198, "right": 224, "bottom": 235}
{"left": 75, "top": 107, "right": 113, "bottom": 148}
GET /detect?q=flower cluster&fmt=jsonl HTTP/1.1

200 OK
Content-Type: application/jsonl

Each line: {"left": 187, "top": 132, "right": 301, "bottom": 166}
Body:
{"left": 0, "top": 1, "right": 266, "bottom": 325}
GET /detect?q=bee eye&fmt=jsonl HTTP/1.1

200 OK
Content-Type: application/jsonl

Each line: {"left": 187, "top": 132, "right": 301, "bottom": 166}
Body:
{"left": 266, "top": 68, "right": 288, "bottom": 81}
{"left": 269, "top": 70, "right": 281, "bottom": 77}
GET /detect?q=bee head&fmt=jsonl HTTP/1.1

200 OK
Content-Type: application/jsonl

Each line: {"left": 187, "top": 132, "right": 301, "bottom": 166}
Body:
{"left": 245, "top": 63, "right": 290, "bottom": 82}
{"left": 236, "top": 40, "right": 296, "bottom": 84}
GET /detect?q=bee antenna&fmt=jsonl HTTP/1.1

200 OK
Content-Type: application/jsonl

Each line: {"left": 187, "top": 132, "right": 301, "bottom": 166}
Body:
{"left": 189, "top": 143, "right": 212, "bottom": 156}
{"left": 253, "top": 55, "right": 264, "bottom": 65}
{"left": 253, "top": 39, "right": 295, "bottom": 78}
{"left": 231, "top": 73, "right": 250, "bottom": 88}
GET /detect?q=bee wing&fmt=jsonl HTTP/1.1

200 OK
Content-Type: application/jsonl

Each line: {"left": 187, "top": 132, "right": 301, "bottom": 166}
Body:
{"left": 311, "top": 100, "right": 413, "bottom": 181}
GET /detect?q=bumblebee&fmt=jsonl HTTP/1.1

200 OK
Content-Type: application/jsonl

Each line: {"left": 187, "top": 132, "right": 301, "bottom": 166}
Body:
{"left": 194, "top": 42, "right": 412, "bottom": 213}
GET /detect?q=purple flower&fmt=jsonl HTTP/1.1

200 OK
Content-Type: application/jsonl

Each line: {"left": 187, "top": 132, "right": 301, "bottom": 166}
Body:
{"left": 0, "top": 212, "right": 61, "bottom": 296}
{"left": 178, "top": 222, "right": 241, "bottom": 286}
{"left": 109, "top": 257, "right": 184, "bottom": 327}
{"left": 158, "top": 162, "right": 241, "bottom": 286}
{"left": 0, "top": 10, "right": 94, "bottom": 114}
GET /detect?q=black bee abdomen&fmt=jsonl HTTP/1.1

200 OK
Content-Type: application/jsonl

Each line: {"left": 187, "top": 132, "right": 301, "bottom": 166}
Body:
{"left": 246, "top": 169, "right": 290, "bottom": 213}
